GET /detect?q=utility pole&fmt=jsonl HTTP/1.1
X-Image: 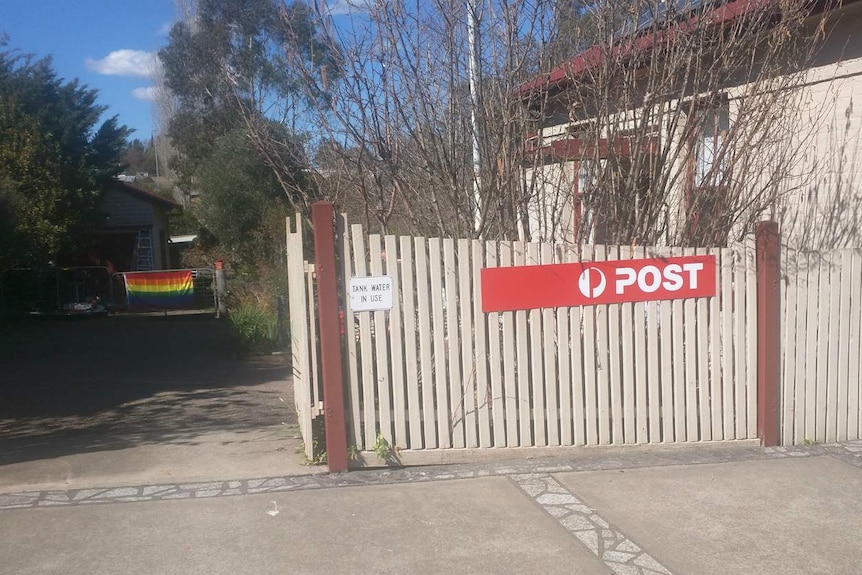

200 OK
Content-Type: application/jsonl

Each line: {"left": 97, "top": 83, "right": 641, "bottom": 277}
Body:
{"left": 467, "top": 0, "right": 483, "bottom": 237}
{"left": 152, "top": 133, "right": 160, "bottom": 178}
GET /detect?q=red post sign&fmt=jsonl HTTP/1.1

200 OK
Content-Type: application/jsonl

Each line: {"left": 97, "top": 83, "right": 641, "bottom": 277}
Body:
{"left": 481, "top": 255, "right": 716, "bottom": 312}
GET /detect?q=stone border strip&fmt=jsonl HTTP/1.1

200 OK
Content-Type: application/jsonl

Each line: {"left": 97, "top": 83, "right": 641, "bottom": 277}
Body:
{"left": 511, "top": 472, "right": 674, "bottom": 575}
{"left": 2, "top": 440, "right": 861, "bottom": 511}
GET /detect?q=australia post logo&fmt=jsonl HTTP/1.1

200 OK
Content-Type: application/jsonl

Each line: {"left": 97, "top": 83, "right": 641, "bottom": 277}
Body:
{"left": 481, "top": 255, "right": 715, "bottom": 313}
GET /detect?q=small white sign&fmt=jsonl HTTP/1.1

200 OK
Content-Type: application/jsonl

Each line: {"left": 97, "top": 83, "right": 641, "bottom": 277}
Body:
{"left": 349, "top": 275, "right": 394, "bottom": 312}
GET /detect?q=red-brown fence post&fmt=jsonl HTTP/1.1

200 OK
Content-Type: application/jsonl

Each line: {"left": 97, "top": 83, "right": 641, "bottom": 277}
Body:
{"left": 312, "top": 202, "right": 349, "bottom": 472}
{"left": 756, "top": 221, "right": 781, "bottom": 447}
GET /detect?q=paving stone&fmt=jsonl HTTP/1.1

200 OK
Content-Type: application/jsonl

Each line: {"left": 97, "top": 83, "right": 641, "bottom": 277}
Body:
{"left": 518, "top": 482, "right": 546, "bottom": 497}
{"left": 194, "top": 490, "right": 223, "bottom": 498}
{"left": 73, "top": 489, "right": 107, "bottom": 501}
{"left": 179, "top": 482, "right": 223, "bottom": 491}
{"left": 537, "top": 465, "right": 571, "bottom": 473}
{"left": 616, "top": 540, "right": 641, "bottom": 553}
{"left": 560, "top": 514, "right": 594, "bottom": 531}
{"left": 536, "top": 493, "right": 579, "bottom": 505}
{"left": 574, "top": 529, "right": 600, "bottom": 554}
{"left": 45, "top": 493, "right": 70, "bottom": 502}
{"left": 544, "top": 506, "right": 570, "bottom": 518}
{"left": 603, "top": 550, "right": 636, "bottom": 563}
{"left": 161, "top": 492, "right": 192, "bottom": 500}
{"left": 100, "top": 487, "right": 140, "bottom": 498}
{"left": 142, "top": 486, "right": 177, "bottom": 496}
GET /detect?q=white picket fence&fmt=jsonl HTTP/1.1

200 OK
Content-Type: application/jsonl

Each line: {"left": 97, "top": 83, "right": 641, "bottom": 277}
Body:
{"left": 781, "top": 247, "right": 862, "bottom": 445}
{"left": 286, "top": 215, "right": 323, "bottom": 460}
{"left": 338, "top": 219, "right": 759, "bottom": 455}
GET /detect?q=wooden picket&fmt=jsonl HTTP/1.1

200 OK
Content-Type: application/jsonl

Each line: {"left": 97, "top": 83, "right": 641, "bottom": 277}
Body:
{"left": 285, "top": 214, "right": 321, "bottom": 461}
{"left": 781, "top": 248, "right": 862, "bottom": 444}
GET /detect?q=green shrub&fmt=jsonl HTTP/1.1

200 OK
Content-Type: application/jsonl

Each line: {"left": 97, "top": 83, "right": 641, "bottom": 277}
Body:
{"left": 227, "top": 304, "right": 278, "bottom": 353}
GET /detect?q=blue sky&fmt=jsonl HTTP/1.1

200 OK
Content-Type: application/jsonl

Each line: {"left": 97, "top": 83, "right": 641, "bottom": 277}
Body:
{"left": 1, "top": 0, "right": 358, "bottom": 142}
{"left": 2, "top": 0, "right": 176, "bottom": 140}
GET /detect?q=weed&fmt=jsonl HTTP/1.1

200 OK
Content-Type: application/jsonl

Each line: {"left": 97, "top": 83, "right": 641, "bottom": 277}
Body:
{"left": 372, "top": 433, "right": 402, "bottom": 466}
{"left": 227, "top": 304, "right": 279, "bottom": 352}
{"left": 347, "top": 444, "right": 360, "bottom": 462}
{"left": 302, "top": 417, "right": 328, "bottom": 465}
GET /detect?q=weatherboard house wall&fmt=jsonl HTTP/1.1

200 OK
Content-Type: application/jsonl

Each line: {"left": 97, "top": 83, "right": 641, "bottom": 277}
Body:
{"left": 522, "top": 0, "right": 862, "bottom": 250}
{"left": 100, "top": 181, "right": 179, "bottom": 270}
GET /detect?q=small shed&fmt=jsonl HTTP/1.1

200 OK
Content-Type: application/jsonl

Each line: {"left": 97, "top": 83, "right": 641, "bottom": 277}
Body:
{"left": 97, "top": 181, "right": 181, "bottom": 272}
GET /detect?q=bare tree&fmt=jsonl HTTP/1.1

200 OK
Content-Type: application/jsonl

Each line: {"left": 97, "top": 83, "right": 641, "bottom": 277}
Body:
{"left": 276, "top": 0, "right": 562, "bottom": 239}
{"left": 157, "top": 0, "right": 856, "bottom": 249}
{"left": 519, "top": 0, "right": 846, "bottom": 248}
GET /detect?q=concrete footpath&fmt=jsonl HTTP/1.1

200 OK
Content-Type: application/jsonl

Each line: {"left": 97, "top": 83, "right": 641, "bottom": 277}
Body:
{"left": 2, "top": 441, "right": 862, "bottom": 575}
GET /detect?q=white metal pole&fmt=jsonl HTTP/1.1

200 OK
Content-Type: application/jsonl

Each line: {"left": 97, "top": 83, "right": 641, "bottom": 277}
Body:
{"left": 467, "top": 0, "right": 483, "bottom": 236}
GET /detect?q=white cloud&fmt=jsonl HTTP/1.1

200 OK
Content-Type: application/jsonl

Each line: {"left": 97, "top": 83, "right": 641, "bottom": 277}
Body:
{"left": 85, "top": 50, "right": 159, "bottom": 78}
{"left": 131, "top": 86, "right": 158, "bottom": 101}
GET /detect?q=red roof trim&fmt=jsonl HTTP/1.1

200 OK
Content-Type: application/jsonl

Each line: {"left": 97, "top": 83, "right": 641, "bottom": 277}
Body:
{"left": 514, "top": 0, "right": 771, "bottom": 98}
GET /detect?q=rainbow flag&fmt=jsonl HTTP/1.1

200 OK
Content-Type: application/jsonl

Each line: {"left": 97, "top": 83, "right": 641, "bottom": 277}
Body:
{"left": 125, "top": 271, "right": 194, "bottom": 310}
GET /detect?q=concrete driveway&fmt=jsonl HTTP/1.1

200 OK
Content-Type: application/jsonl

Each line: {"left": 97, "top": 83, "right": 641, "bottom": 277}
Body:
{"left": 0, "top": 313, "right": 314, "bottom": 493}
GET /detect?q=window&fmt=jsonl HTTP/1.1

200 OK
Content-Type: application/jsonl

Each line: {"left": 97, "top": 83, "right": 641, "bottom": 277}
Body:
{"left": 693, "top": 105, "right": 730, "bottom": 189}
{"left": 686, "top": 100, "right": 731, "bottom": 246}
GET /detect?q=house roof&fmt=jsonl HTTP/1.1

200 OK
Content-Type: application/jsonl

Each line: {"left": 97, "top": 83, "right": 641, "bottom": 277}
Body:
{"left": 514, "top": 0, "right": 774, "bottom": 99}
{"left": 109, "top": 180, "right": 182, "bottom": 210}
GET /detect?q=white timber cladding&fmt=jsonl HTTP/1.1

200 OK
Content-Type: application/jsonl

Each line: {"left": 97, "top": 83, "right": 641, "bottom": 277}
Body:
{"left": 339, "top": 221, "right": 758, "bottom": 453}
{"left": 524, "top": 162, "right": 576, "bottom": 244}
{"left": 528, "top": 3, "right": 862, "bottom": 249}
{"left": 781, "top": 247, "right": 862, "bottom": 445}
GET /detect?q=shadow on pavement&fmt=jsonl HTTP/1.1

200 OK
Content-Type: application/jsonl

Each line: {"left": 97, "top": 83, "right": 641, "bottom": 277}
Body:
{"left": 0, "top": 314, "right": 295, "bottom": 466}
